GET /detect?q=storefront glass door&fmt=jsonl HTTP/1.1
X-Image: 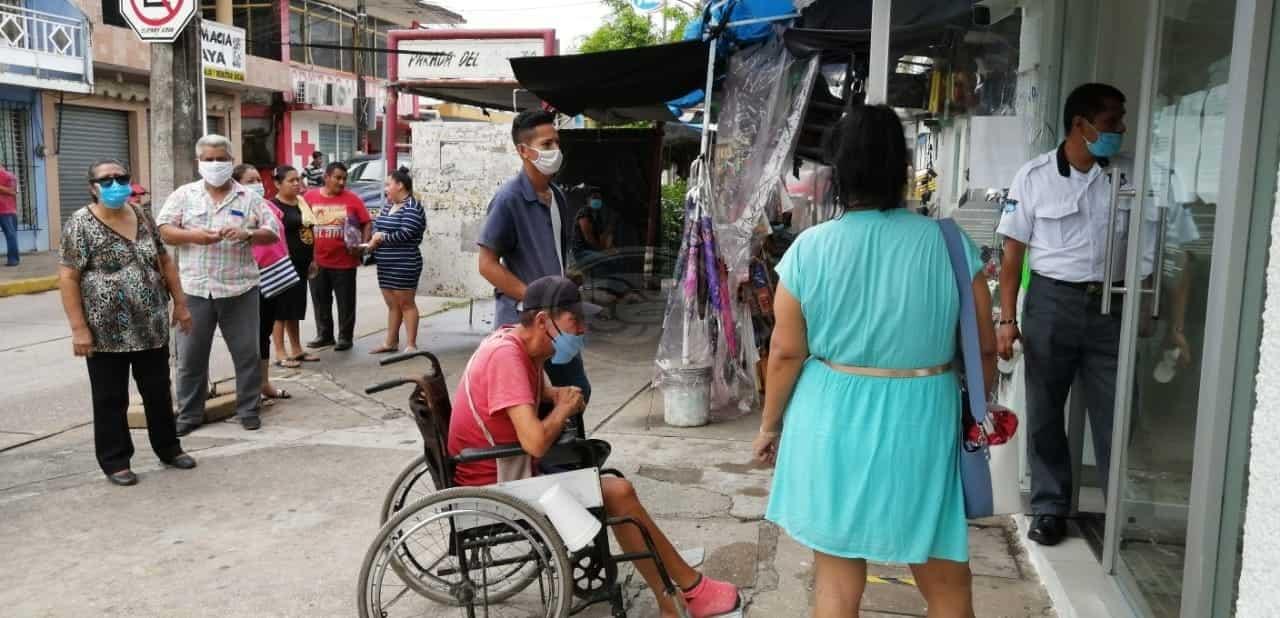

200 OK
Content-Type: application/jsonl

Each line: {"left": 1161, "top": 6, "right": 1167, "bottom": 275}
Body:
{"left": 1103, "top": 0, "right": 1239, "bottom": 615}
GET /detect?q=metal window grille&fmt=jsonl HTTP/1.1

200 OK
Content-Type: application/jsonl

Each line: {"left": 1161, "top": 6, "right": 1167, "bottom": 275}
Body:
{"left": 0, "top": 105, "right": 35, "bottom": 230}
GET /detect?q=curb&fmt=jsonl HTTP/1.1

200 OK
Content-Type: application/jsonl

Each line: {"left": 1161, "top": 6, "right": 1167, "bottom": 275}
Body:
{"left": 0, "top": 275, "right": 58, "bottom": 297}
{"left": 127, "top": 379, "right": 240, "bottom": 429}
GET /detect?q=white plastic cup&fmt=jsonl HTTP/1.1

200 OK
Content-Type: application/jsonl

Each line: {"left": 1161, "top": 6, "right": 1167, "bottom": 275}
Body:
{"left": 538, "top": 483, "right": 602, "bottom": 553}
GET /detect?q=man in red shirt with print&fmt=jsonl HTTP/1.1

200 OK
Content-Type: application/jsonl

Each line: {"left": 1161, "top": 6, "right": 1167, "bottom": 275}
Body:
{"left": 304, "top": 161, "right": 370, "bottom": 351}
{"left": 0, "top": 161, "right": 20, "bottom": 266}
{"left": 448, "top": 276, "right": 742, "bottom": 618}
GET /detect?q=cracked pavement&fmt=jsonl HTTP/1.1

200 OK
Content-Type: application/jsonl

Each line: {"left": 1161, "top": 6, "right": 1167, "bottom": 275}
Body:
{"left": 0, "top": 268, "right": 1053, "bottom": 616}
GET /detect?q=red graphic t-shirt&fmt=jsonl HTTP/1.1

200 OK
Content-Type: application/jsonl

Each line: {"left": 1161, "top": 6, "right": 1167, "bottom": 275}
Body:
{"left": 304, "top": 188, "right": 370, "bottom": 269}
{"left": 0, "top": 168, "right": 17, "bottom": 215}
{"left": 447, "top": 328, "right": 542, "bottom": 487}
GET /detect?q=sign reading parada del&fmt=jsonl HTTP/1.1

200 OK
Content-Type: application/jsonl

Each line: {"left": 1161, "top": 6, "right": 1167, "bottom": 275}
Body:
{"left": 119, "top": 0, "right": 197, "bottom": 43}
{"left": 201, "top": 21, "right": 246, "bottom": 82}
{"left": 397, "top": 38, "right": 544, "bottom": 82}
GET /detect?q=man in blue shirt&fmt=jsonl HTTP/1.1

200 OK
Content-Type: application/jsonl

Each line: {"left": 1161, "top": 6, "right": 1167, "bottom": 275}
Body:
{"left": 478, "top": 111, "right": 593, "bottom": 415}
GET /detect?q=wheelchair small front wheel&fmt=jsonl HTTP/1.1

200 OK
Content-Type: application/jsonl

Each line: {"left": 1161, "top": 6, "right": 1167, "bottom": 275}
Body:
{"left": 358, "top": 487, "right": 574, "bottom": 618}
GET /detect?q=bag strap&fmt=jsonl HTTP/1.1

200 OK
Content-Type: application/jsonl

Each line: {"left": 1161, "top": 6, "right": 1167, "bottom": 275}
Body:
{"left": 461, "top": 331, "right": 520, "bottom": 447}
{"left": 938, "top": 219, "right": 988, "bottom": 425}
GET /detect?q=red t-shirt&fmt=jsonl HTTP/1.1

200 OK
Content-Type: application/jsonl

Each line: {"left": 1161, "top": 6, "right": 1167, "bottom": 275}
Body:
{"left": 0, "top": 168, "right": 17, "bottom": 215}
{"left": 447, "top": 328, "right": 542, "bottom": 487}
{"left": 304, "top": 188, "right": 370, "bottom": 269}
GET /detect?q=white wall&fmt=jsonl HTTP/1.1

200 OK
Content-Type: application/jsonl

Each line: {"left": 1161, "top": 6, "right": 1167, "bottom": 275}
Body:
{"left": 1237, "top": 167, "right": 1280, "bottom": 616}
{"left": 411, "top": 121, "right": 516, "bottom": 298}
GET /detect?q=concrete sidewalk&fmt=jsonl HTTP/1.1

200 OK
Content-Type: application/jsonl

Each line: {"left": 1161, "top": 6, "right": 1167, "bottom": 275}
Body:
{"left": 0, "top": 292, "right": 1054, "bottom": 616}
{"left": 0, "top": 250, "right": 58, "bottom": 297}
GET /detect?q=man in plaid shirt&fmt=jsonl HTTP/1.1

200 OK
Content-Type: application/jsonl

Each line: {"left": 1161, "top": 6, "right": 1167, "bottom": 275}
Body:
{"left": 157, "top": 134, "right": 281, "bottom": 435}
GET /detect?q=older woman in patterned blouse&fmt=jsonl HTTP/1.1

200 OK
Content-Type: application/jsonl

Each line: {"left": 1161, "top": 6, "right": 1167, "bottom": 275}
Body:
{"left": 58, "top": 159, "right": 198, "bottom": 487}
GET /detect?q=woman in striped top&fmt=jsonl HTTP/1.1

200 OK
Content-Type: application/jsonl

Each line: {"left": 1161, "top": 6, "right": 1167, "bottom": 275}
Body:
{"left": 368, "top": 167, "right": 427, "bottom": 354}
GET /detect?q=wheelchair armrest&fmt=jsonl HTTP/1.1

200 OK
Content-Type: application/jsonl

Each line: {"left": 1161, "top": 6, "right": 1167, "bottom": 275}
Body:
{"left": 454, "top": 443, "right": 528, "bottom": 464}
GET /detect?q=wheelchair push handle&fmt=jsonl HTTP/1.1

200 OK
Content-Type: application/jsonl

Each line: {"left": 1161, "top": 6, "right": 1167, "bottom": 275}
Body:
{"left": 379, "top": 350, "right": 444, "bottom": 374}
{"left": 364, "top": 378, "right": 416, "bottom": 395}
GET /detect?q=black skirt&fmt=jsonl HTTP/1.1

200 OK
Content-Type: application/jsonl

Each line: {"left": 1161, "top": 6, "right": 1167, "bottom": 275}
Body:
{"left": 273, "top": 256, "right": 310, "bottom": 321}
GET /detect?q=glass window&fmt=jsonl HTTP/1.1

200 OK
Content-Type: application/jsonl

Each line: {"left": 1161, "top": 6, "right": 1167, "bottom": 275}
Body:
{"left": 246, "top": 4, "right": 280, "bottom": 60}
{"left": 242, "top": 117, "right": 275, "bottom": 167}
{"left": 318, "top": 123, "right": 338, "bottom": 163}
{"left": 337, "top": 125, "right": 355, "bottom": 161}
{"left": 290, "top": 8, "right": 305, "bottom": 63}
{"left": 102, "top": 0, "right": 129, "bottom": 27}
{"left": 306, "top": 3, "right": 340, "bottom": 70}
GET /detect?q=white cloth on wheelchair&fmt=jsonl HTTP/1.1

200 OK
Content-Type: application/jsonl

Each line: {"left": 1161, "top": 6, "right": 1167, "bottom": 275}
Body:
{"left": 452, "top": 468, "right": 605, "bottom": 532}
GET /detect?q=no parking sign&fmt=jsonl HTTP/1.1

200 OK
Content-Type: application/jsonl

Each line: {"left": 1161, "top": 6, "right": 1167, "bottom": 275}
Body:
{"left": 120, "top": 0, "right": 197, "bottom": 43}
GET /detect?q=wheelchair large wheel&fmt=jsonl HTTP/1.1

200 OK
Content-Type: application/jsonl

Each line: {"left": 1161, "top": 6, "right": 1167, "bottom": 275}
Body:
{"left": 379, "top": 454, "right": 435, "bottom": 524}
{"left": 379, "top": 458, "right": 543, "bottom": 604}
{"left": 358, "top": 487, "right": 574, "bottom": 617}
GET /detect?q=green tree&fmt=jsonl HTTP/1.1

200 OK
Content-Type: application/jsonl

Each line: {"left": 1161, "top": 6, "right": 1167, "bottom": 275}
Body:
{"left": 578, "top": 0, "right": 696, "bottom": 54}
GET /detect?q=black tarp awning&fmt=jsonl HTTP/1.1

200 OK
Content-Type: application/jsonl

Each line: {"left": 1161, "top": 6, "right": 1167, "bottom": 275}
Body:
{"left": 509, "top": 39, "right": 710, "bottom": 123}
{"left": 786, "top": 0, "right": 974, "bottom": 58}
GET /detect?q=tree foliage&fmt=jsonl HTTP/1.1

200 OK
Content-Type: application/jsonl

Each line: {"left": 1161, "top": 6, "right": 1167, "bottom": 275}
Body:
{"left": 578, "top": 0, "right": 696, "bottom": 54}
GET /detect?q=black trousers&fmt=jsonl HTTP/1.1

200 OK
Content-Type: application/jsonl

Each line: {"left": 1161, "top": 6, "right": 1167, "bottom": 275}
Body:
{"left": 86, "top": 346, "right": 182, "bottom": 475}
{"left": 1023, "top": 274, "right": 1122, "bottom": 516}
{"left": 309, "top": 267, "right": 358, "bottom": 344}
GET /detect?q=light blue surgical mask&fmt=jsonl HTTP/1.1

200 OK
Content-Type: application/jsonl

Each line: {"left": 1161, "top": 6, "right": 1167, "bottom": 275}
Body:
{"left": 98, "top": 182, "right": 132, "bottom": 209}
{"left": 589, "top": 198, "right": 603, "bottom": 210}
{"left": 1084, "top": 121, "right": 1123, "bottom": 158}
{"left": 548, "top": 319, "right": 585, "bottom": 365}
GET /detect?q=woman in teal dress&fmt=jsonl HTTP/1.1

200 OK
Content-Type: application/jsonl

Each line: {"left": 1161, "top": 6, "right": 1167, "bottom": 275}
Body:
{"left": 753, "top": 105, "right": 997, "bottom": 618}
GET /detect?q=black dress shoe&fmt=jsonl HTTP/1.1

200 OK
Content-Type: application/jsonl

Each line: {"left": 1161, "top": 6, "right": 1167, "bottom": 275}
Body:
{"left": 334, "top": 340, "right": 353, "bottom": 351}
{"left": 306, "top": 339, "right": 335, "bottom": 349}
{"left": 162, "top": 453, "right": 198, "bottom": 469}
{"left": 107, "top": 470, "right": 138, "bottom": 486}
{"left": 242, "top": 416, "right": 262, "bottom": 431}
{"left": 1028, "top": 514, "right": 1067, "bottom": 546}
{"left": 175, "top": 420, "right": 200, "bottom": 437}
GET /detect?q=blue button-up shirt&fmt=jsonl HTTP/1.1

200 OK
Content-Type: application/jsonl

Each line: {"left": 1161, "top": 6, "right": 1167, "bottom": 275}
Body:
{"left": 478, "top": 171, "right": 571, "bottom": 327}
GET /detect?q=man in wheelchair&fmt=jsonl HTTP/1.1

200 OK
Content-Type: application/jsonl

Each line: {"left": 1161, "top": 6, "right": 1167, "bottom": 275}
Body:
{"left": 447, "top": 276, "right": 742, "bottom": 618}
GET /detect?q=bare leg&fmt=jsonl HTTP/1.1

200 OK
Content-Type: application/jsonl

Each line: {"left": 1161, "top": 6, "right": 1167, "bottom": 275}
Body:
{"left": 812, "top": 552, "right": 866, "bottom": 618}
{"left": 371, "top": 289, "right": 400, "bottom": 353}
{"left": 909, "top": 559, "right": 974, "bottom": 618}
{"left": 399, "top": 291, "right": 419, "bottom": 351}
{"left": 601, "top": 477, "right": 699, "bottom": 617}
{"left": 272, "top": 320, "right": 287, "bottom": 362}
{"left": 259, "top": 360, "right": 275, "bottom": 397}
{"left": 285, "top": 321, "right": 306, "bottom": 359}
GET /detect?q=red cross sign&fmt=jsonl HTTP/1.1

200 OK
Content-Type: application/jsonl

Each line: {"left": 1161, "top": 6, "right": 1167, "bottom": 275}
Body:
{"left": 121, "top": 0, "right": 196, "bottom": 43}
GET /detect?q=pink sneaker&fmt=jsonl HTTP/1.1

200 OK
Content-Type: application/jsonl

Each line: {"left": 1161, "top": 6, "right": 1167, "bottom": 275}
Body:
{"left": 682, "top": 575, "right": 741, "bottom": 617}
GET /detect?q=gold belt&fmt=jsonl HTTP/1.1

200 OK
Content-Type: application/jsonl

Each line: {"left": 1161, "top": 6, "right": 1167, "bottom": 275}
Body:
{"left": 818, "top": 358, "right": 952, "bottom": 378}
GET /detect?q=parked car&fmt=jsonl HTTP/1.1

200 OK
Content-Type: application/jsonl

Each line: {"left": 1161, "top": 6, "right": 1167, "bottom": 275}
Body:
{"left": 345, "top": 156, "right": 385, "bottom": 216}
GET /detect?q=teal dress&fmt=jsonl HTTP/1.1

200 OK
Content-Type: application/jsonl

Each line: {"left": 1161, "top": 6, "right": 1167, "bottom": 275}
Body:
{"left": 765, "top": 208, "right": 983, "bottom": 564}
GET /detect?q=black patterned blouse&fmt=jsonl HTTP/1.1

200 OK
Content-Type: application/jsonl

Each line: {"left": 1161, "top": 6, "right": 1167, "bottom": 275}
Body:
{"left": 59, "top": 205, "right": 171, "bottom": 353}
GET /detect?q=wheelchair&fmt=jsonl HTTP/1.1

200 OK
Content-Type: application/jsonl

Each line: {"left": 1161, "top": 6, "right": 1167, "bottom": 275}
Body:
{"left": 359, "top": 350, "right": 691, "bottom": 617}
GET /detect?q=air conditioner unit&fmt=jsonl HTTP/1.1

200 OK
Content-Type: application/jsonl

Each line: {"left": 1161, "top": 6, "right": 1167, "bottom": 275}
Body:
{"left": 305, "top": 82, "right": 323, "bottom": 106}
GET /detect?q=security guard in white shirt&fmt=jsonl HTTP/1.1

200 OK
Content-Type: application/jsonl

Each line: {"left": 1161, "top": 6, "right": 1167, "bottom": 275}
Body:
{"left": 996, "top": 83, "right": 1128, "bottom": 547}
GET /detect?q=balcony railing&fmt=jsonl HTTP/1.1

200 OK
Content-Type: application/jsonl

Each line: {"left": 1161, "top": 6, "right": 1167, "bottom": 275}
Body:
{"left": 0, "top": 3, "right": 91, "bottom": 89}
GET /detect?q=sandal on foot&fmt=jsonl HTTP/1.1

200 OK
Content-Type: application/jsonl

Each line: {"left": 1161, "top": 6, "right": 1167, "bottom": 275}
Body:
{"left": 275, "top": 359, "right": 302, "bottom": 369}
{"left": 263, "top": 389, "right": 291, "bottom": 400}
{"left": 368, "top": 344, "right": 399, "bottom": 355}
{"left": 290, "top": 353, "right": 321, "bottom": 362}
{"left": 682, "top": 575, "right": 742, "bottom": 618}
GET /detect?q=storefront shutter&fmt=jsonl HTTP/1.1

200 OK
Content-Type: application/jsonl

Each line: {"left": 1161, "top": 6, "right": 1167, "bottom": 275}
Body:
{"left": 57, "top": 106, "right": 130, "bottom": 225}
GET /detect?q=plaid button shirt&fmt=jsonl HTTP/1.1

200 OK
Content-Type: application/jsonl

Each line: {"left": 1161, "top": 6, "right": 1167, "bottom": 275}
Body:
{"left": 156, "top": 180, "right": 282, "bottom": 299}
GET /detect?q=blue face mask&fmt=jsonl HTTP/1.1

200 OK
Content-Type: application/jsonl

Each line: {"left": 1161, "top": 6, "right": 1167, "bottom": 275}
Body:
{"left": 548, "top": 319, "right": 586, "bottom": 365}
{"left": 99, "top": 182, "right": 132, "bottom": 209}
{"left": 589, "top": 198, "right": 603, "bottom": 210}
{"left": 1084, "top": 122, "right": 1123, "bottom": 158}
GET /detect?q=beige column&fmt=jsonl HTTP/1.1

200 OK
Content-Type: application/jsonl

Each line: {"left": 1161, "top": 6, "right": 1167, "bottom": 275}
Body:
{"left": 216, "top": 0, "right": 232, "bottom": 25}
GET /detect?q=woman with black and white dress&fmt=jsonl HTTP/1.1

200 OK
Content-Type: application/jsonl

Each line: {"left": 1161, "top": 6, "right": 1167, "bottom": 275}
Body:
{"left": 367, "top": 167, "right": 426, "bottom": 354}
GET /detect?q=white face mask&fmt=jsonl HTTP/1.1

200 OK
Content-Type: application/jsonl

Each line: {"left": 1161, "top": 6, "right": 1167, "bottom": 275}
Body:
{"left": 244, "top": 183, "right": 264, "bottom": 197}
{"left": 524, "top": 146, "right": 563, "bottom": 176}
{"left": 199, "top": 161, "right": 234, "bottom": 187}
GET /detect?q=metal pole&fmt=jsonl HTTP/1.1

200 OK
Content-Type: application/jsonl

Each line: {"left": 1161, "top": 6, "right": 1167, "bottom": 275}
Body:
{"left": 354, "top": 0, "right": 368, "bottom": 153}
{"left": 866, "top": 0, "right": 892, "bottom": 105}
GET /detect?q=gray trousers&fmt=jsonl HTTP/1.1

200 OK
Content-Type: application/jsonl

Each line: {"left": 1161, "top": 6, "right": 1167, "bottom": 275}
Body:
{"left": 176, "top": 289, "right": 261, "bottom": 423}
{"left": 1022, "top": 274, "right": 1122, "bottom": 516}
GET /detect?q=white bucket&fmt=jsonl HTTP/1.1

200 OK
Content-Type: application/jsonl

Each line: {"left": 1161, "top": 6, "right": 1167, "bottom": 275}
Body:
{"left": 661, "top": 367, "right": 712, "bottom": 427}
{"left": 538, "top": 483, "right": 601, "bottom": 553}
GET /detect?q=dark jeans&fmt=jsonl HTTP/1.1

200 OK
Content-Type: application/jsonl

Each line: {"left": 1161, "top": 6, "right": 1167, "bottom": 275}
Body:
{"left": 545, "top": 354, "right": 591, "bottom": 438}
{"left": 1023, "top": 274, "right": 1122, "bottom": 516}
{"left": 310, "top": 267, "right": 357, "bottom": 344}
{"left": 86, "top": 346, "right": 182, "bottom": 475}
{"left": 0, "top": 213, "right": 17, "bottom": 265}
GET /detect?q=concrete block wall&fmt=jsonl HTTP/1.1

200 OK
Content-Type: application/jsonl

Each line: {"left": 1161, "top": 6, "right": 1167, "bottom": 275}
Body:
{"left": 412, "top": 121, "right": 515, "bottom": 298}
{"left": 1238, "top": 166, "right": 1280, "bottom": 616}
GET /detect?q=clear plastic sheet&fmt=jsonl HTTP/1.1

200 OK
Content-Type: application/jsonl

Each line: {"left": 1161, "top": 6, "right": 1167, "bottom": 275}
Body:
{"left": 786, "top": 161, "right": 839, "bottom": 232}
